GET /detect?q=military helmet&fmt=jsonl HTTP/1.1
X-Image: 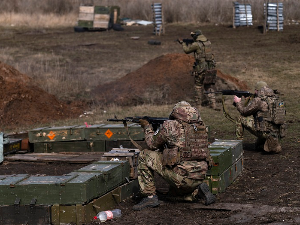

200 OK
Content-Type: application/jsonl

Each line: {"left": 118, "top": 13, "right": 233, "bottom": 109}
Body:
{"left": 169, "top": 101, "right": 201, "bottom": 122}
{"left": 172, "top": 101, "right": 191, "bottom": 109}
{"left": 169, "top": 101, "right": 191, "bottom": 120}
{"left": 255, "top": 81, "right": 268, "bottom": 90}
{"left": 191, "top": 30, "right": 202, "bottom": 36}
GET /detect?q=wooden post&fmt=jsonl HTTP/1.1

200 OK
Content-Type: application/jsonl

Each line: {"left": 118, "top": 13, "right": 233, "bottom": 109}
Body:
{"left": 161, "top": 4, "right": 165, "bottom": 35}
{"left": 114, "top": 9, "right": 117, "bottom": 24}
{"left": 233, "top": 2, "right": 236, "bottom": 29}
{"left": 265, "top": 0, "right": 270, "bottom": 33}
{"left": 276, "top": 0, "right": 279, "bottom": 31}
{"left": 244, "top": 0, "right": 248, "bottom": 27}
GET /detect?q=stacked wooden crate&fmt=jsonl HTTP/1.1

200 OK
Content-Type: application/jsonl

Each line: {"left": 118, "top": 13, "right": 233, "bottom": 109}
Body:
{"left": 28, "top": 124, "right": 145, "bottom": 153}
{"left": 77, "top": 5, "right": 120, "bottom": 30}
{"left": 205, "top": 139, "right": 244, "bottom": 194}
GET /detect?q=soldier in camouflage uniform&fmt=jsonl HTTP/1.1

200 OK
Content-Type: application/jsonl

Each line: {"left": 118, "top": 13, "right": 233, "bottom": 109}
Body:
{"left": 234, "top": 81, "right": 284, "bottom": 153}
{"left": 178, "top": 30, "right": 217, "bottom": 109}
{"left": 133, "top": 101, "right": 215, "bottom": 211}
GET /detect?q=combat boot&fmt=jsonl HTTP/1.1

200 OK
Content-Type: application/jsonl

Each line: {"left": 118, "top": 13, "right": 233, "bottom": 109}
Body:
{"left": 196, "top": 183, "right": 216, "bottom": 205}
{"left": 132, "top": 195, "right": 160, "bottom": 211}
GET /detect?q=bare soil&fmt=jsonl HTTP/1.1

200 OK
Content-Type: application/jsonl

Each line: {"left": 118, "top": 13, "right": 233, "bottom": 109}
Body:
{"left": 0, "top": 61, "right": 84, "bottom": 130}
{"left": 0, "top": 23, "right": 299, "bottom": 224}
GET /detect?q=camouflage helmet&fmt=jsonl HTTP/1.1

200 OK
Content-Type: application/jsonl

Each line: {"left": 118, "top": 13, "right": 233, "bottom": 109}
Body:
{"left": 191, "top": 30, "right": 202, "bottom": 36}
{"left": 172, "top": 101, "right": 191, "bottom": 109}
{"left": 191, "top": 30, "right": 202, "bottom": 40}
{"left": 255, "top": 81, "right": 268, "bottom": 90}
{"left": 169, "top": 101, "right": 201, "bottom": 123}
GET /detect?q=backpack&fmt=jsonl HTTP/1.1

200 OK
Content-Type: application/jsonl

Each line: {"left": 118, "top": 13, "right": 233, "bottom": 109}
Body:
{"left": 197, "top": 40, "right": 213, "bottom": 61}
{"left": 265, "top": 95, "right": 287, "bottom": 138}
{"left": 265, "top": 96, "right": 286, "bottom": 125}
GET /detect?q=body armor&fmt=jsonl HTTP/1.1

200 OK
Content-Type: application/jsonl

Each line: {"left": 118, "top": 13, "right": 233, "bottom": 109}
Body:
{"left": 162, "top": 121, "right": 210, "bottom": 166}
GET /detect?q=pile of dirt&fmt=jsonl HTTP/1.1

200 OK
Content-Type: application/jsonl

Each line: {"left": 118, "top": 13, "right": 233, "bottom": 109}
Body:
{"left": 92, "top": 53, "right": 248, "bottom": 106}
{"left": 0, "top": 61, "right": 82, "bottom": 129}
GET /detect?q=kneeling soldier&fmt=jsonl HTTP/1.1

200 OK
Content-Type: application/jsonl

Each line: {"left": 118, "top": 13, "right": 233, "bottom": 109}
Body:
{"left": 133, "top": 101, "right": 215, "bottom": 211}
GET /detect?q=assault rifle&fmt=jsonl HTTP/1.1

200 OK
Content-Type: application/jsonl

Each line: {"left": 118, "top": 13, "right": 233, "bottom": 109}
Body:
{"left": 205, "top": 90, "right": 253, "bottom": 98}
{"left": 204, "top": 90, "right": 254, "bottom": 123}
{"left": 108, "top": 116, "right": 169, "bottom": 131}
{"left": 176, "top": 38, "right": 194, "bottom": 45}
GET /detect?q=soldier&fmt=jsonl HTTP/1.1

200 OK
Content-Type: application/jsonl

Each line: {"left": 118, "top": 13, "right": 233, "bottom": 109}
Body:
{"left": 133, "top": 101, "right": 215, "bottom": 211}
{"left": 178, "top": 30, "right": 217, "bottom": 109}
{"left": 234, "top": 81, "right": 286, "bottom": 153}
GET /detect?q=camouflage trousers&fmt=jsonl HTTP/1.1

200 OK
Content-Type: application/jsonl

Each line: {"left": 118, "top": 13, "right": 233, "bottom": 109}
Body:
{"left": 138, "top": 149, "right": 207, "bottom": 201}
{"left": 236, "top": 116, "right": 282, "bottom": 153}
{"left": 194, "top": 72, "right": 216, "bottom": 108}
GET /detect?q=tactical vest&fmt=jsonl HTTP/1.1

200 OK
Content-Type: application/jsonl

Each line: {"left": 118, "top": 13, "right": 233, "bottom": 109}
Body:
{"left": 180, "top": 121, "right": 209, "bottom": 161}
{"left": 162, "top": 121, "right": 210, "bottom": 166}
{"left": 197, "top": 40, "right": 213, "bottom": 61}
{"left": 255, "top": 95, "right": 286, "bottom": 137}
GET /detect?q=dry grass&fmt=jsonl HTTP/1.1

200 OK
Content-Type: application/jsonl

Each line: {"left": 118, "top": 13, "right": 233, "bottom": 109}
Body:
{"left": 0, "top": 0, "right": 299, "bottom": 27}
{"left": 0, "top": 2, "right": 299, "bottom": 144}
{"left": 0, "top": 13, "right": 77, "bottom": 27}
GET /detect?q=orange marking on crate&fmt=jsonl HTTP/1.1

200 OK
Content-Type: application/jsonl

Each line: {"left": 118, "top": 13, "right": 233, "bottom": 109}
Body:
{"left": 47, "top": 131, "right": 56, "bottom": 140}
{"left": 105, "top": 129, "right": 113, "bottom": 138}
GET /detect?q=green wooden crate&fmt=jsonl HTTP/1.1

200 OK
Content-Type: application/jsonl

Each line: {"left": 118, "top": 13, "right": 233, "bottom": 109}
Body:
{"left": 78, "top": 20, "right": 93, "bottom": 28}
{"left": 85, "top": 124, "right": 144, "bottom": 141}
{"left": 28, "top": 126, "right": 86, "bottom": 143}
{"left": 94, "top": 6, "right": 110, "bottom": 14}
{"left": 205, "top": 156, "right": 243, "bottom": 194}
{"left": 207, "top": 139, "right": 243, "bottom": 176}
{"left": 207, "top": 146, "right": 232, "bottom": 176}
{"left": 0, "top": 205, "right": 51, "bottom": 225}
{"left": 51, "top": 179, "right": 139, "bottom": 225}
{"left": 0, "top": 161, "right": 130, "bottom": 205}
{"left": 3, "top": 138, "right": 22, "bottom": 155}
{"left": 210, "top": 139, "right": 243, "bottom": 164}
{"left": 33, "top": 140, "right": 106, "bottom": 153}
{"left": 0, "top": 180, "right": 138, "bottom": 225}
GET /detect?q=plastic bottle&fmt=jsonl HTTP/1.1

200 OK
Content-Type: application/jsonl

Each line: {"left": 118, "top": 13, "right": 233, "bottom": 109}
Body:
{"left": 94, "top": 209, "right": 121, "bottom": 222}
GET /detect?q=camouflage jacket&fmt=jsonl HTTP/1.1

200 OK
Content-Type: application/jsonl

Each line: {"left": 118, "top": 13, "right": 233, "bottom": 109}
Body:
{"left": 182, "top": 34, "right": 214, "bottom": 63}
{"left": 236, "top": 86, "right": 280, "bottom": 133}
{"left": 143, "top": 105, "right": 213, "bottom": 169}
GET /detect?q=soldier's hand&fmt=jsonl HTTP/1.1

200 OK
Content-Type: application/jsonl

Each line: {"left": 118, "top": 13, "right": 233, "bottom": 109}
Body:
{"left": 177, "top": 39, "right": 183, "bottom": 44}
{"left": 206, "top": 155, "right": 214, "bottom": 169}
{"left": 233, "top": 95, "right": 241, "bottom": 103}
{"left": 139, "top": 119, "right": 149, "bottom": 128}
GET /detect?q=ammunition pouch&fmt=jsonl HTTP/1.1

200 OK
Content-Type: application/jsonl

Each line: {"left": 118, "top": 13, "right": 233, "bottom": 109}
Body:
{"left": 279, "top": 122, "right": 287, "bottom": 138}
{"left": 173, "top": 161, "right": 208, "bottom": 180}
{"left": 203, "top": 69, "right": 217, "bottom": 84}
{"left": 273, "top": 101, "right": 286, "bottom": 124}
{"left": 255, "top": 110, "right": 269, "bottom": 132}
{"left": 162, "top": 147, "right": 180, "bottom": 166}
{"left": 180, "top": 147, "right": 208, "bottom": 162}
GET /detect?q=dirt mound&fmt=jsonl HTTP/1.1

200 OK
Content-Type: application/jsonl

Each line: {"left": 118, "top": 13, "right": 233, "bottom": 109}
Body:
{"left": 92, "top": 53, "right": 248, "bottom": 106}
{"left": 0, "top": 61, "right": 82, "bottom": 129}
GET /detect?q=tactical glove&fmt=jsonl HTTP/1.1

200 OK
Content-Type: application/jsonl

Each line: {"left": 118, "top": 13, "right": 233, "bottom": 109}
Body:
{"left": 206, "top": 155, "right": 214, "bottom": 169}
{"left": 139, "top": 119, "right": 149, "bottom": 129}
{"left": 177, "top": 39, "right": 183, "bottom": 44}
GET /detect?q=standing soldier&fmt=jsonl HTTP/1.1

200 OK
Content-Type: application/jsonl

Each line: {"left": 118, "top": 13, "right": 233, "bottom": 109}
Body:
{"left": 133, "top": 101, "right": 215, "bottom": 211}
{"left": 233, "top": 81, "right": 286, "bottom": 153}
{"left": 178, "top": 30, "right": 217, "bottom": 109}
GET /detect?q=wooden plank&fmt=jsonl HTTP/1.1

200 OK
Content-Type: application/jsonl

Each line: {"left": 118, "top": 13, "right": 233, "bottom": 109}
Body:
{"left": 94, "top": 14, "right": 110, "bottom": 21}
{"left": 5, "top": 152, "right": 104, "bottom": 163}
{"left": 78, "top": 13, "right": 94, "bottom": 21}
{"left": 79, "top": 6, "right": 94, "bottom": 14}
